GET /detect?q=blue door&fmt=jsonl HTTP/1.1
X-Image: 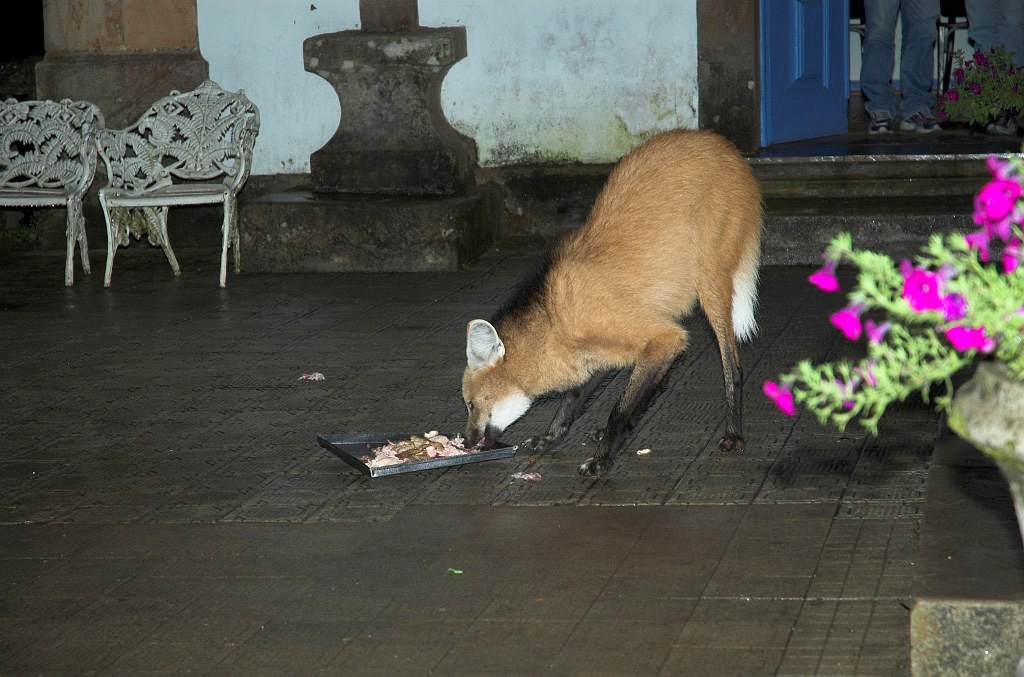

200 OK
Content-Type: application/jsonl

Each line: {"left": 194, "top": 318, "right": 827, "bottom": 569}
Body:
{"left": 761, "top": 0, "right": 850, "bottom": 145}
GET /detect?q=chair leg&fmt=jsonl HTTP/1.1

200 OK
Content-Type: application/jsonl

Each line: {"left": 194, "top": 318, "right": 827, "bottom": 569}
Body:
{"left": 152, "top": 207, "right": 181, "bottom": 277}
{"left": 231, "top": 205, "right": 241, "bottom": 275}
{"left": 65, "top": 198, "right": 89, "bottom": 286}
{"left": 944, "top": 30, "right": 958, "bottom": 94}
{"left": 101, "top": 197, "right": 116, "bottom": 287}
{"left": 220, "top": 200, "right": 232, "bottom": 287}
{"left": 79, "top": 224, "right": 91, "bottom": 277}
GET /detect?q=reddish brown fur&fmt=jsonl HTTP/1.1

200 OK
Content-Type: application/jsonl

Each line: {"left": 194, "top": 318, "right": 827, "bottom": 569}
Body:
{"left": 493, "top": 129, "right": 761, "bottom": 395}
{"left": 463, "top": 128, "right": 763, "bottom": 472}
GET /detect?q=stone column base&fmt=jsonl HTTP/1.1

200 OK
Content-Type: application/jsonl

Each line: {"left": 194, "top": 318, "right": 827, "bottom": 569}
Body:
{"left": 240, "top": 188, "right": 500, "bottom": 273}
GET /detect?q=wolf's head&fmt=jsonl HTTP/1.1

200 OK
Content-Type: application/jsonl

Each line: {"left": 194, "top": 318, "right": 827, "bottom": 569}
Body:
{"left": 462, "top": 319, "right": 532, "bottom": 448}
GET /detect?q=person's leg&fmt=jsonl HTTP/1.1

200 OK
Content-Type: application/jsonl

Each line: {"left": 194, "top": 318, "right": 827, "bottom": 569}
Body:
{"left": 996, "top": 0, "right": 1024, "bottom": 68}
{"left": 898, "top": 0, "right": 940, "bottom": 117}
{"left": 861, "top": 0, "right": 900, "bottom": 116}
{"left": 965, "top": 0, "right": 1000, "bottom": 54}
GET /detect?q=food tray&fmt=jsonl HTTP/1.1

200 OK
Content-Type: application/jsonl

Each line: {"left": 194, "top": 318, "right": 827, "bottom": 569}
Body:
{"left": 317, "top": 433, "right": 517, "bottom": 477}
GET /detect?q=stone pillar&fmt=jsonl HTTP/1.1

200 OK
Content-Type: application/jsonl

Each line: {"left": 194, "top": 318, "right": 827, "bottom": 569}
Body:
{"left": 304, "top": 26, "right": 476, "bottom": 194}
{"left": 241, "top": 0, "right": 497, "bottom": 273}
{"left": 35, "top": 0, "right": 208, "bottom": 128}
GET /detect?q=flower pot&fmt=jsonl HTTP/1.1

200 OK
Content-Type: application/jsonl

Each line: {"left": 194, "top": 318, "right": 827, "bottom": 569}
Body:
{"left": 948, "top": 360, "right": 1024, "bottom": 548}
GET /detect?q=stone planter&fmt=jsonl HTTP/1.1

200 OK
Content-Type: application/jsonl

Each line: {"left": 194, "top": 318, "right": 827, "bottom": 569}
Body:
{"left": 947, "top": 360, "right": 1024, "bottom": 549}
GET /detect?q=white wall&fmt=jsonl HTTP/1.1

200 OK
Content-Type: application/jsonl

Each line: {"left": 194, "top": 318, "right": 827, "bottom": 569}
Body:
{"left": 197, "top": 0, "right": 699, "bottom": 175}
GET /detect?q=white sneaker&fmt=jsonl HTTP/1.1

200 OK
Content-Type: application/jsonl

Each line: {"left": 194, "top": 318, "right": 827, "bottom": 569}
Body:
{"left": 899, "top": 109, "right": 940, "bottom": 133}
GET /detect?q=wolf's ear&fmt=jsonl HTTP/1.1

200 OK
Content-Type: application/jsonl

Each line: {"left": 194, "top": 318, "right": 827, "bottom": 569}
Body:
{"left": 466, "top": 319, "right": 505, "bottom": 370}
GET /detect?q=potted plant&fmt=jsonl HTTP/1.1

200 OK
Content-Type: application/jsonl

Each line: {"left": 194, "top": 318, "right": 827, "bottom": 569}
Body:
{"left": 940, "top": 46, "right": 1024, "bottom": 132}
{"left": 763, "top": 153, "right": 1024, "bottom": 544}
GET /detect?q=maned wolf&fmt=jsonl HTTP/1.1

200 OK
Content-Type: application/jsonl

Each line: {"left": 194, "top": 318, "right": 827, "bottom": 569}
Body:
{"left": 462, "top": 128, "right": 763, "bottom": 475}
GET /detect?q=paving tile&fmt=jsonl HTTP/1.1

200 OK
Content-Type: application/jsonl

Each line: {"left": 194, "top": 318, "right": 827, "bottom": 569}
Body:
{"left": 549, "top": 620, "right": 682, "bottom": 675}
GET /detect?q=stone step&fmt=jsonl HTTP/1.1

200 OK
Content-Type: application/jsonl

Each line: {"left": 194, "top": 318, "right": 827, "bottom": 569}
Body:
{"left": 750, "top": 153, "right": 996, "bottom": 199}
{"left": 487, "top": 153, "right": 1001, "bottom": 264}
{"left": 24, "top": 152, "right": 1016, "bottom": 269}
{"left": 761, "top": 193, "right": 976, "bottom": 264}
{"left": 754, "top": 153, "right": 999, "bottom": 263}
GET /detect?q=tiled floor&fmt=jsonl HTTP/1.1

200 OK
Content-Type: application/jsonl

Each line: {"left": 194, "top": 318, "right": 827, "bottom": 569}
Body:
{"left": 0, "top": 246, "right": 942, "bottom": 675}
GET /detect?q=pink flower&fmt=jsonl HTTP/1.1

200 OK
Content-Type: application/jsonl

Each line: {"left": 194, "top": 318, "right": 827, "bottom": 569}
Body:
{"left": 986, "top": 155, "right": 1013, "bottom": 181}
{"left": 865, "top": 319, "right": 891, "bottom": 344}
{"left": 808, "top": 260, "right": 840, "bottom": 292}
{"left": 965, "top": 229, "right": 992, "bottom": 261}
{"left": 974, "top": 51, "right": 989, "bottom": 67}
{"left": 969, "top": 82, "right": 982, "bottom": 94}
{"left": 830, "top": 304, "right": 864, "bottom": 341}
{"left": 902, "top": 268, "right": 945, "bottom": 312}
{"left": 941, "top": 293, "right": 968, "bottom": 322}
{"left": 1004, "top": 237, "right": 1022, "bottom": 274}
{"left": 953, "top": 68, "right": 965, "bottom": 81}
{"left": 973, "top": 179, "right": 1021, "bottom": 241}
{"left": 763, "top": 380, "right": 796, "bottom": 416}
{"left": 945, "top": 325, "right": 996, "bottom": 352}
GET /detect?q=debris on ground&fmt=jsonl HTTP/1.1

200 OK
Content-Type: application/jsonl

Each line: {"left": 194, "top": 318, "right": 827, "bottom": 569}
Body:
{"left": 511, "top": 472, "right": 542, "bottom": 482}
{"left": 299, "top": 372, "right": 326, "bottom": 381}
{"left": 636, "top": 448, "right": 651, "bottom": 456}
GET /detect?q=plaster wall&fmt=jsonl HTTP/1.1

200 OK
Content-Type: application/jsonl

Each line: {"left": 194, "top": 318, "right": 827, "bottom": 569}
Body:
{"left": 196, "top": 0, "right": 698, "bottom": 175}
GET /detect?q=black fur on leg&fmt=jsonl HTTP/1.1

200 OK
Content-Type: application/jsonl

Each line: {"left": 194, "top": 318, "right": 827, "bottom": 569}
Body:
{"left": 579, "top": 347, "right": 678, "bottom": 476}
{"left": 522, "top": 369, "right": 611, "bottom": 454}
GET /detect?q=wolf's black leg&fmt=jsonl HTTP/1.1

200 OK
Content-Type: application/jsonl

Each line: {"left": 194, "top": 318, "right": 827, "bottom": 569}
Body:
{"left": 717, "top": 333, "right": 745, "bottom": 452}
{"left": 579, "top": 329, "right": 686, "bottom": 476}
{"left": 523, "top": 370, "right": 610, "bottom": 453}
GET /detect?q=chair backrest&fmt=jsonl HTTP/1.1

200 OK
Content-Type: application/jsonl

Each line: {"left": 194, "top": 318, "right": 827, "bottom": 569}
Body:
{"left": 96, "top": 80, "right": 260, "bottom": 194}
{"left": 0, "top": 98, "right": 104, "bottom": 195}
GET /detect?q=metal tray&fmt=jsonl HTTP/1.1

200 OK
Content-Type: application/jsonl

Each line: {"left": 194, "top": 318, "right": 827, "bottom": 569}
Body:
{"left": 317, "top": 432, "right": 517, "bottom": 477}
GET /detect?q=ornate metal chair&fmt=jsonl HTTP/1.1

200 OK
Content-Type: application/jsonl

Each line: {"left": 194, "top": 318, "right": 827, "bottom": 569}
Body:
{"left": 96, "top": 80, "right": 260, "bottom": 287}
{"left": 0, "top": 98, "right": 104, "bottom": 286}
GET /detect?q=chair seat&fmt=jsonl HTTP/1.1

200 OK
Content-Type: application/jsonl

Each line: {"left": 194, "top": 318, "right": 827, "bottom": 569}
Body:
{"left": 0, "top": 187, "right": 77, "bottom": 208}
{"left": 99, "top": 183, "right": 231, "bottom": 207}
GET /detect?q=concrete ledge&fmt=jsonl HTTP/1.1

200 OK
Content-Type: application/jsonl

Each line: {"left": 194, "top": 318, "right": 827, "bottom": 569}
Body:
{"left": 240, "top": 187, "right": 499, "bottom": 272}
{"left": 911, "top": 427, "right": 1024, "bottom": 676}
{"left": 762, "top": 209, "right": 975, "bottom": 265}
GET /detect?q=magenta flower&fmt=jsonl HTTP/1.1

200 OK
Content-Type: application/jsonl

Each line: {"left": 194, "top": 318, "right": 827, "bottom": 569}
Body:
{"left": 902, "top": 268, "right": 945, "bottom": 312}
{"left": 808, "top": 260, "right": 840, "bottom": 292}
{"left": 830, "top": 304, "right": 864, "bottom": 341}
{"left": 945, "top": 325, "right": 996, "bottom": 353}
{"left": 1004, "top": 237, "right": 1022, "bottom": 274}
{"left": 986, "top": 155, "right": 1013, "bottom": 181}
{"left": 953, "top": 68, "right": 965, "bottom": 81}
{"left": 763, "top": 380, "right": 796, "bottom": 416}
{"left": 974, "top": 179, "right": 1021, "bottom": 241}
{"left": 864, "top": 319, "right": 891, "bottom": 344}
{"left": 941, "top": 293, "right": 968, "bottom": 321}
{"left": 965, "top": 229, "right": 992, "bottom": 261}
{"left": 969, "top": 82, "right": 982, "bottom": 94}
{"left": 974, "top": 51, "right": 988, "bottom": 67}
